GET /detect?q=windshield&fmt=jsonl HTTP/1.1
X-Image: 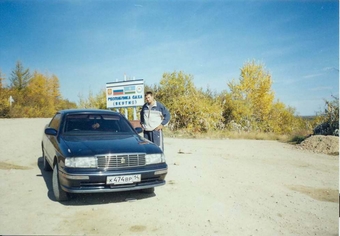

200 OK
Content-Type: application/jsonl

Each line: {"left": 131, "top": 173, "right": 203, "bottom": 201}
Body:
{"left": 63, "top": 114, "right": 135, "bottom": 134}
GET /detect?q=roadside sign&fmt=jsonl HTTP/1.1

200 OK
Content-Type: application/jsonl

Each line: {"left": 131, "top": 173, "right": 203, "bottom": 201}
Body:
{"left": 106, "top": 79, "right": 144, "bottom": 108}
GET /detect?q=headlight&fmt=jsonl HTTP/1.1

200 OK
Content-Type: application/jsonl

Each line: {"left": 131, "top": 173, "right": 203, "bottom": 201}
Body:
{"left": 145, "top": 153, "right": 166, "bottom": 165}
{"left": 65, "top": 157, "right": 98, "bottom": 168}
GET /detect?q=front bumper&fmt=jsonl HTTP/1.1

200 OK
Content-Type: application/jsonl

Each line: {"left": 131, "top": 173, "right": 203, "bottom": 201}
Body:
{"left": 58, "top": 164, "right": 168, "bottom": 193}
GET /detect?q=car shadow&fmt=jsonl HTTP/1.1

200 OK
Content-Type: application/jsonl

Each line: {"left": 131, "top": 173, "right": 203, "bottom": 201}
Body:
{"left": 37, "top": 157, "right": 156, "bottom": 206}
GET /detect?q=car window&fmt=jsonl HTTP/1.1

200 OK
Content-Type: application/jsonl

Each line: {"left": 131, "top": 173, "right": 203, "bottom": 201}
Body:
{"left": 63, "top": 114, "right": 134, "bottom": 134}
{"left": 49, "top": 113, "right": 61, "bottom": 130}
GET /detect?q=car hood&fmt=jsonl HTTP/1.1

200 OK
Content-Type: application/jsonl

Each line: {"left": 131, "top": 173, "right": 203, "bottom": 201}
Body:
{"left": 61, "top": 134, "right": 161, "bottom": 156}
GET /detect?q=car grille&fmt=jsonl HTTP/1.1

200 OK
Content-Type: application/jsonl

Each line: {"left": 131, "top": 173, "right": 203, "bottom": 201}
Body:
{"left": 97, "top": 153, "right": 146, "bottom": 169}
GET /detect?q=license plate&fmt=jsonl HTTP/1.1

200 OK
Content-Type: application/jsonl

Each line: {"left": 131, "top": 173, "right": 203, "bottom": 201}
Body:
{"left": 106, "top": 174, "right": 141, "bottom": 185}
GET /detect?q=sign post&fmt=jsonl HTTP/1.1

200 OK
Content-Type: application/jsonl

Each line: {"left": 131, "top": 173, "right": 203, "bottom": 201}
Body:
{"left": 9, "top": 96, "right": 14, "bottom": 108}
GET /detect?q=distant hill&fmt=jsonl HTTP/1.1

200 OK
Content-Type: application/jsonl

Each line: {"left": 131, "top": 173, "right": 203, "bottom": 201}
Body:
{"left": 299, "top": 115, "right": 317, "bottom": 120}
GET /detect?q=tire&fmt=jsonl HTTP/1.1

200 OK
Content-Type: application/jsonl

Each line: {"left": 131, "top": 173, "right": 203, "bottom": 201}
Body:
{"left": 42, "top": 147, "right": 52, "bottom": 171}
{"left": 52, "top": 164, "right": 69, "bottom": 201}
{"left": 141, "top": 187, "right": 155, "bottom": 194}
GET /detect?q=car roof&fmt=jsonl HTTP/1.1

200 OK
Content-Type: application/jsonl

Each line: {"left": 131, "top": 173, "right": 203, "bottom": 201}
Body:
{"left": 58, "top": 109, "right": 121, "bottom": 116}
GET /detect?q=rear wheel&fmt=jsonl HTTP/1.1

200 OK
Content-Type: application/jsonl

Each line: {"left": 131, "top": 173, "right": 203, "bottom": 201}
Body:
{"left": 52, "top": 164, "right": 69, "bottom": 201}
{"left": 42, "top": 147, "right": 52, "bottom": 171}
{"left": 140, "top": 187, "right": 155, "bottom": 194}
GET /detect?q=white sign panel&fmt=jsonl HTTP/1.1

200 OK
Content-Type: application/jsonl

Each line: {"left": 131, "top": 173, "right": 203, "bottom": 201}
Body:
{"left": 106, "top": 79, "right": 144, "bottom": 108}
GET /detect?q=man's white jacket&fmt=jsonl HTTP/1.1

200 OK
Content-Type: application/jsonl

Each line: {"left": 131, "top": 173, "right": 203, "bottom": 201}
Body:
{"left": 140, "top": 101, "right": 170, "bottom": 131}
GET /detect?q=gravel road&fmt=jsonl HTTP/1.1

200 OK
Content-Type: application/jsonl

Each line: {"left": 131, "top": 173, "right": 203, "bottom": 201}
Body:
{"left": 0, "top": 118, "right": 338, "bottom": 235}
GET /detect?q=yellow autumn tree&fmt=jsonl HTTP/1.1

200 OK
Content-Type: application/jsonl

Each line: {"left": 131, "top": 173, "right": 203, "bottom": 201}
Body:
{"left": 156, "top": 71, "right": 223, "bottom": 132}
{"left": 267, "top": 101, "right": 299, "bottom": 134}
{"left": 49, "top": 75, "right": 61, "bottom": 110}
{"left": 227, "top": 61, "right": 275, "bottom": 131}
{"left": 223, "top": 60, "right": 307, "bottom": 134}
{"left": 24, "top": 72, "right": 56, "bottom": 116}
{"left": 78, "top": 89, "right": 107, "bottom": 109}
{"left": 9, "top": 71, "right": 76, "bottom": 117}
{"left": 0, "top": 70, "right": 10, "bottom": 117}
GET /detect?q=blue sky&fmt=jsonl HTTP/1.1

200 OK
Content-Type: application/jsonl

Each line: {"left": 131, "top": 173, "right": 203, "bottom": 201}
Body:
{"left": 0, "top": 0, "right": 338, "bottom": 116}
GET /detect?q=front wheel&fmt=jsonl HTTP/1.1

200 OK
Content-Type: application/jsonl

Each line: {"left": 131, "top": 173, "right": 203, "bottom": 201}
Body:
{"left": 52, "top": 164, "right": 69, "bottom": 201}
{"left": 42, "top": 147, "right": 52, "bottom": 171}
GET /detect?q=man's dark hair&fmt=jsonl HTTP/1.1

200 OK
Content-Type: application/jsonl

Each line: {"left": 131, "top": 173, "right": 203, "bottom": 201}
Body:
{"left": 145, "top": 91, "right": 153, "bottom": 96}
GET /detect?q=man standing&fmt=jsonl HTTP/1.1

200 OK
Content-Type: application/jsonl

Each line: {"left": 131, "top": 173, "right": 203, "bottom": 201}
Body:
{"left": 140, "top": 91, "right": 170, "bottom": 151}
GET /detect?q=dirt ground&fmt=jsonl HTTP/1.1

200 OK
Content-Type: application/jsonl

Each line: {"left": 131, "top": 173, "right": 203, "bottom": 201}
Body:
{"left": 0, "top": 118, "right": 338, "bottom": 236}
{"left": 297, "top": 135, "right": 339, "bottom": 155}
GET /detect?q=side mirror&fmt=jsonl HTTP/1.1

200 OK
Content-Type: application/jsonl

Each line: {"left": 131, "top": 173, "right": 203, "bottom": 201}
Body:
{"left": 135, "top": 127, "right": 143, "bottom": 134}
{"left": 45, "top": 128, "right": 58, "bottom": 136}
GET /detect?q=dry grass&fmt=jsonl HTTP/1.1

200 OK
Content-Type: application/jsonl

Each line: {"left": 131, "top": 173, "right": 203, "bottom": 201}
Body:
{"left": 163, "top": 129, "right": 292, "bottom": 142}
{"left": 0, "top": 161, "right": 32, "bottom": 170}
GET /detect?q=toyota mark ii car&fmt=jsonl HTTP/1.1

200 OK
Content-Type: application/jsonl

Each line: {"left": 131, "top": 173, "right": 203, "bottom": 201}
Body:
{"left": 42, "top": 109, "right": 168, "bottom": 201}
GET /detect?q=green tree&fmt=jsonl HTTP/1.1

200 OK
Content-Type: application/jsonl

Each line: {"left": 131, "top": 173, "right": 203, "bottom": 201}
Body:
{"left": 10, "top": 61, "right": 31, "bottom": 91}
{"left": 325, "top": 96, "right": 339, "bottom": 128}
{"left": 312, "top": 96, "right": 339, "bottom": 134}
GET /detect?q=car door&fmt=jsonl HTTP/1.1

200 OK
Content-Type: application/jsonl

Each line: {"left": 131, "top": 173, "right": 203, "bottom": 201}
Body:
{"left": 44, "top": 113, "right": 62, "bottom": 164}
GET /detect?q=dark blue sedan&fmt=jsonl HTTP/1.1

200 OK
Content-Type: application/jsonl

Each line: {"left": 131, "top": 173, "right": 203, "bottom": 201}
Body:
{"left": 42, "top": 109, "right": 168, "bottom": 201}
